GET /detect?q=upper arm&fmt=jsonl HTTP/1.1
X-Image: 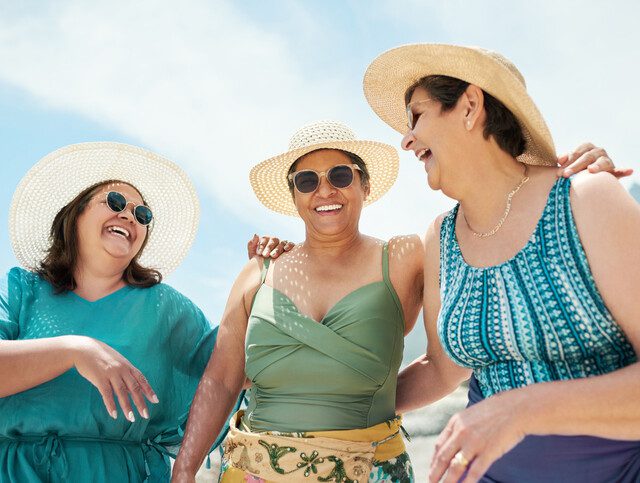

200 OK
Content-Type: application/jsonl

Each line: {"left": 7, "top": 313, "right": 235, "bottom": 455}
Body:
{"left": 201, "top": 258, "right": 263, "bottom": 392}
{"left": 388, "top": 234, "right": 423, "bottom": 335}
{"left": 570, "top": 172, "right": 640, "bottom": 351}
{"left": 423, "top": 215, "right": 471, "bottom": 380}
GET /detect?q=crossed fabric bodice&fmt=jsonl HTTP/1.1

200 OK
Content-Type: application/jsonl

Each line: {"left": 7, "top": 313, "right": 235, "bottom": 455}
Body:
{"left": 243, "top": 243, "right": 405, "bottom": 432}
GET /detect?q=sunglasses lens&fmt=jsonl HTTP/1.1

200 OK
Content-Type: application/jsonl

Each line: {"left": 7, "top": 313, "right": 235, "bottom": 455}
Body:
{"left": 134, "top": 206, "right": 153, "bottom": 226}
{"left": 294, "top": 171, "right": 320, "bottom": 193}
{"left": 106, "top": 191, "right": 127, "bottom": 212}
{"left": 328, "top": 165, "right": 354, "bottom": 189}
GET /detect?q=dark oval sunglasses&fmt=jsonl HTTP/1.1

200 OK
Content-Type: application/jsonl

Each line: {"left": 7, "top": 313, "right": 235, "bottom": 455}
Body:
{"left": 105, "top": 191, "right": 153, "bottom": 226}
{"left": 288, "top": 164, "right": 363, "bottom": 194}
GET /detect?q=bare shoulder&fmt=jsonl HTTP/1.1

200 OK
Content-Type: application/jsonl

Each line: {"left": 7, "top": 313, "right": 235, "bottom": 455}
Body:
{"left": 570, "top": 172, "right": 639, "bottom": 225}
{"left": 424, "top": 211, "right": 449, "bottom": 253}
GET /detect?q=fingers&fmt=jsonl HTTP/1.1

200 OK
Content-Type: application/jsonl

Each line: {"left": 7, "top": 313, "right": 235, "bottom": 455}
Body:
{"left": 247, "top": 234, "right": 259, "bottom": 260}
{"left": 97, "top": 383, "right": 118, "bottom": 420}
{"left": 111, "top": 376, "right": 136, "bottom": 422}
{"left": 612, "top": 168, "right": 634, "bottom": 179}
{"left": 261, "top": 237, "right": 279, "bottom": 257}
{"left": 462, "top": 456, "right": 491, "bottom": 483}
{"left": 123, "top": 368, "right": 158, "bottom": 419}
{"left": 269, "top": 240, "right": 295, "bottom": 259}
{"left": 559, "top": 144, "right": 619, "bottom": 178}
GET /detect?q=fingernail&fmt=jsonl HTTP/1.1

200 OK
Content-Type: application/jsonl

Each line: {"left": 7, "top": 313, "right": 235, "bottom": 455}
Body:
{"left": 151, "top": 394, "right": 159, "bottom": 404}
{"left": 564, "top": 168, "right": 573, "bottom": 176}
{"left": 270, "top": 249, "right": 278, "bottom": 257}
{"left": 127, "top": 411, "right": 135, "bottom": 422}
{"left": 262, "top": 248, "right": 270, "bottom": 257}
{"left": 142, "top": 408, "right": 149, "bottom": 419}
{"left": 252, "top": 234, "right": 258, "bottom": 239}
{"left": 110, "top": 410, "right": 118, "bottom": 419}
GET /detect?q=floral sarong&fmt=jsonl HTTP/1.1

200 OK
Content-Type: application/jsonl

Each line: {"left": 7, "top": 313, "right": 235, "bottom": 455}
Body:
{"left": 219, "top": 411, "right": 413, "bottom": 482}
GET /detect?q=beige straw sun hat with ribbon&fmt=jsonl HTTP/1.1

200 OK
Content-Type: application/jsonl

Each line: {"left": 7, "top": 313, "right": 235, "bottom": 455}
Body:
{"left": 10, "top": 142, "right": 199, "bottom": 277}
{"left": 363, "top": 43, "right": 557, "bottom": 167}
{"left": 250, "top": 120, "right": 399, "bottom": 216}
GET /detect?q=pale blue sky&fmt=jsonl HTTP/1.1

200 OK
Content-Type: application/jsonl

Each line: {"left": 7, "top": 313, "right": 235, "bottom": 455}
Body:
{"left": 1, "top": 1, "right": 638, "bottom": 361}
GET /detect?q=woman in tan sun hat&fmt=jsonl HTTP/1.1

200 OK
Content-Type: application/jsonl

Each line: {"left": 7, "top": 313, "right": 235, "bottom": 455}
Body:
{"left": 364, "top": 44, "right": 640, "bottom": 482}
{"left": 172, "top": 120, "right": 426, "bottom": 482}
{"left": 0, "top": 142, "right": 235, "bottom": 482}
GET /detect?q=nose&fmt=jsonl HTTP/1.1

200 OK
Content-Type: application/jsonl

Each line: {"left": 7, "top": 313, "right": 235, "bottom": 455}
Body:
{"left": 117, "top": 204, "right": 136, "bottom": 223}
{"left": 401, "top": 130, "right": 416, "bottom": 151}
{"left": 316, "top": 174, "right": 337, "bottom": 197}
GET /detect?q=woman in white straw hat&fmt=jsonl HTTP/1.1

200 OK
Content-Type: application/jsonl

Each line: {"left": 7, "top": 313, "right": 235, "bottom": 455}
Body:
{"left": 363, "top": 44, "right": 640, "bottom": 482}
{"left": 172, "top": 120, "right": 425, "bottom": 482}
{"left": 0, "top": 142, "right": 233, "bottom": 482}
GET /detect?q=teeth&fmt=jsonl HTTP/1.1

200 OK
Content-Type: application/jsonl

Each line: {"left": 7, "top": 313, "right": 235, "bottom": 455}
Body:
{"left": 417, "top": 149, "right": 431, "bottom": 161}
{"left": 107, "top": 226, "right": 130, "bottom": 238}
{"left": 315, "top": 204, "right": 343, "bottom": 212}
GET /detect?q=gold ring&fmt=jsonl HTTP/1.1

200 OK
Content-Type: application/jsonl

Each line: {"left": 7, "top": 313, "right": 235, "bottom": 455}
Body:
{"left": 453, "top": 451, "right": 470, "bottom": 468}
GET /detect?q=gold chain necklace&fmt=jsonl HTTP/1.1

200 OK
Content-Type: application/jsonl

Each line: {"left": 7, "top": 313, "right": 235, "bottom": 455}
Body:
{"left": 463, "top": 165, "right": 530, "bottom": 238}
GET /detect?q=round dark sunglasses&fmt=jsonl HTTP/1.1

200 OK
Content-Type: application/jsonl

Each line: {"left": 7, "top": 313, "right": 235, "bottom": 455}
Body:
{"left": 288, "top": 164, "right": 363, "bottom": 194}
{"left": 105, "top": 191, "right": 153, "bottom": 226}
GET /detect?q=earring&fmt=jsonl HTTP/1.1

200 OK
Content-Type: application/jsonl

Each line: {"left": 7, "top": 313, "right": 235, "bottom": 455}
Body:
{"left": 466, "top": 121, "right": 472, "bottom": 129}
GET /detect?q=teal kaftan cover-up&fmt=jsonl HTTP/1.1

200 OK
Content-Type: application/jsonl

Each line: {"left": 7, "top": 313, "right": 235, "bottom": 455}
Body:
{"left": 0, "top": 267, "right": 218, "bottom": 482}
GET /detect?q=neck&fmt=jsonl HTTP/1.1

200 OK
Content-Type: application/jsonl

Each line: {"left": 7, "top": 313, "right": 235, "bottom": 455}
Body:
{"left": 458, "top": 144, "right": 528, "bottom": 232}
{"left": 302, "top": 227, "right": 365, "bottom": 258}
{"left": 73, "top": 258, "right": 128, "bottom": 301}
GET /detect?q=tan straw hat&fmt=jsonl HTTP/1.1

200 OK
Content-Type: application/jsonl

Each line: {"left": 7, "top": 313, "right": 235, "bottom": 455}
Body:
{"left": 250, "top": 120, "right": 399, "bottom": 216}
{"left": 10, "top": 142, "right": 199, "bottom": 276}
{"left": 363, "top": 44, "right": 557, "bottom": 166}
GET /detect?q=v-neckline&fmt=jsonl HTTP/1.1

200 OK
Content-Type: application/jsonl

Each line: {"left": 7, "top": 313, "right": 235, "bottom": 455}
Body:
{"left": 68, "top": 284, "right": 133, "bottom": 305}
{"left": 261, "top": 281, "right": 385, "bottom": 324}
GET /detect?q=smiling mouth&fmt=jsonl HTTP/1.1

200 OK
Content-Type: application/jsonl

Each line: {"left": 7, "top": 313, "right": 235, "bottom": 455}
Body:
{"left": 417, "top": 148, "right": 432, "bottom": 161}
{"left": 314, "top": 204, "right": 343, "bottom": 214}
{"left": 105, "top": 225, "right": 131, "bottom": 240}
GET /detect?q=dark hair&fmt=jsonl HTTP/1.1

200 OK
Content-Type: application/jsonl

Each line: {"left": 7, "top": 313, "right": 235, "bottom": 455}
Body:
{"left": 405, "top": 75, "right": 526, "bottom": 158}
{"left": 286, "top": 149, "right": 370, "bottom": 196}
{"left": 37, "top": 180, "right": 162, "bottom": 293}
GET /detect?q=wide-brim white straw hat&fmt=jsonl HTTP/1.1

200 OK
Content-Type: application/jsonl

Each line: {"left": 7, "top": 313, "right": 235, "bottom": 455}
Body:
{"left": 250, "top": 120, "right": 399, "bottom": 216}
{"left": 10, "top": 142, "right": 199, "bottom": 277}
{"left": 363, "top": 44, "right": 557, "bottom": 167}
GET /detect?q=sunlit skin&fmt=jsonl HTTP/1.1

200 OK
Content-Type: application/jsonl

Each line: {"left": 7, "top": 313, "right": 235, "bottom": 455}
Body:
{"left": 74, "top": 182, "right": 148, "bottom": 301}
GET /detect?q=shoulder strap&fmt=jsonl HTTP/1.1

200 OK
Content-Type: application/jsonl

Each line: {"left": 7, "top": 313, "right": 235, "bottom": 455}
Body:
{"left": 260, "top": 258, "right": 270, "bottom": 284}
{"left": 382, "top": 242, "right": 405, "bottom": 324}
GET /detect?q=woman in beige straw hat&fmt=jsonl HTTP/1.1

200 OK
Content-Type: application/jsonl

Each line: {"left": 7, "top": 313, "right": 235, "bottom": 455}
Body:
{"left": 172, "top": 120, "right": 425, "bottom": 482}
{"left": 363, "top": 44, "right": 640, "bottom": 482}
{"left": 0, "top": 142, "right": 238, "bottom": 482}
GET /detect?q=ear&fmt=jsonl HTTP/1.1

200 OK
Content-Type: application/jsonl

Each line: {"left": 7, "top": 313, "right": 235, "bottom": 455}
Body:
{"left": 363, "top": 181, "right": 371, "bottom": 200}
{"left": 461, "top": 84, "right": 484, "bottom": 131}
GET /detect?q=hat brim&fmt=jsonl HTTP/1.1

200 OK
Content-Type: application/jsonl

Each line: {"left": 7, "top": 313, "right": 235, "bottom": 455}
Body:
{"left": 363, "top": 44, "right": 557, "bottom": 167}
{"left": 250, "top": 140, "right": 399, "bottom": 216}
{"left": 10, "top": 142, "right": 199, "bottom": 276}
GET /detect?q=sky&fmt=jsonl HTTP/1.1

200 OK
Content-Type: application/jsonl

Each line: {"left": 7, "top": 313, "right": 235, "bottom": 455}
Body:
{"left": 1, "top": 1, "right": 638, "bottom": 361}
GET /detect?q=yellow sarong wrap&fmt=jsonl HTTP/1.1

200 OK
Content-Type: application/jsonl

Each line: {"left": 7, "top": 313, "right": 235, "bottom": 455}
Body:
{"left": 221, "top": 411, "right": 406, "bottom": 482}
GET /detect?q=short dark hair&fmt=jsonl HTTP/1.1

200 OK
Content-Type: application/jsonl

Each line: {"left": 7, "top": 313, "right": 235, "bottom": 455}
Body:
{"left": 37, "top": 180, "right": 162, "bottom": 293}
{"left": 286, "top": 149, "right": 370, "bottom": 196}
{"left": 405, "top": 75, "right": 526, "bottom": 158}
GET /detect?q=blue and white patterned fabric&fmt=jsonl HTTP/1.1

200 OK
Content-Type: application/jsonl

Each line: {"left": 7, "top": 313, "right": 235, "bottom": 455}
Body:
{"left": 438, "top": 177, "right": 636, "bottom": 398}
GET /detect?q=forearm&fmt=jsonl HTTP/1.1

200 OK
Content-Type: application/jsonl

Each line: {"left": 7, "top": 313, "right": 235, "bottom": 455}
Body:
{"left": 397, "top": 354, "right": 470, "bottom": 413}
{"left": 173, "top": 372, "right": 243, "bottom": 476}
{"left": 518, "top": 362, "right": 640, "bottom": 440}
{"left": 0, "top": 336, "right": 79, "bottom": 397}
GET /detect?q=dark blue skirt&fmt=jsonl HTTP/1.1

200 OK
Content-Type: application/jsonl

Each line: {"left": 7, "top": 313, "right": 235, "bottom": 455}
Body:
{"left": 467, "top": 376, "right": 640, "bottom": 483}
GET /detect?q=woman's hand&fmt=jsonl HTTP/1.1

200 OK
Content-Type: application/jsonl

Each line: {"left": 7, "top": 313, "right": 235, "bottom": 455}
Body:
{"left": 557, "top": 143, "right": 632, "bottom": 178}
{"left": 69, "top": 335, "right": 158, "bottom": 421}
{"left": 247, "top": 234, "right": 295, "bottom": 259}
{"left": 429, "top": 392, "right": 528, "bottom": 483}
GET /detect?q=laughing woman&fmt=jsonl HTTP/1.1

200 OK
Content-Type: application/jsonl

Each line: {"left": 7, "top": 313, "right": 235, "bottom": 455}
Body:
{"left": 363, "top": 45, "right": 640, "bottom": 482}
{"left": 172, "top": 121, "right": 425, "bottom": 483}
{"left": 0, "top": 143, "right": 219, "bottom": 482}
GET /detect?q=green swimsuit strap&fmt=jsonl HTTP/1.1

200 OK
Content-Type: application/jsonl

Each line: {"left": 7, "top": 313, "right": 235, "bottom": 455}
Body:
{"left": 381, "top": 242, "right": 406, "bottom": 325}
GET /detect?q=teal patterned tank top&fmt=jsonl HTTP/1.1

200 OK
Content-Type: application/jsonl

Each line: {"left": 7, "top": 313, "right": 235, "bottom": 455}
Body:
{"left": 438, "top": 177, "right": 636, "bottom": 397}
